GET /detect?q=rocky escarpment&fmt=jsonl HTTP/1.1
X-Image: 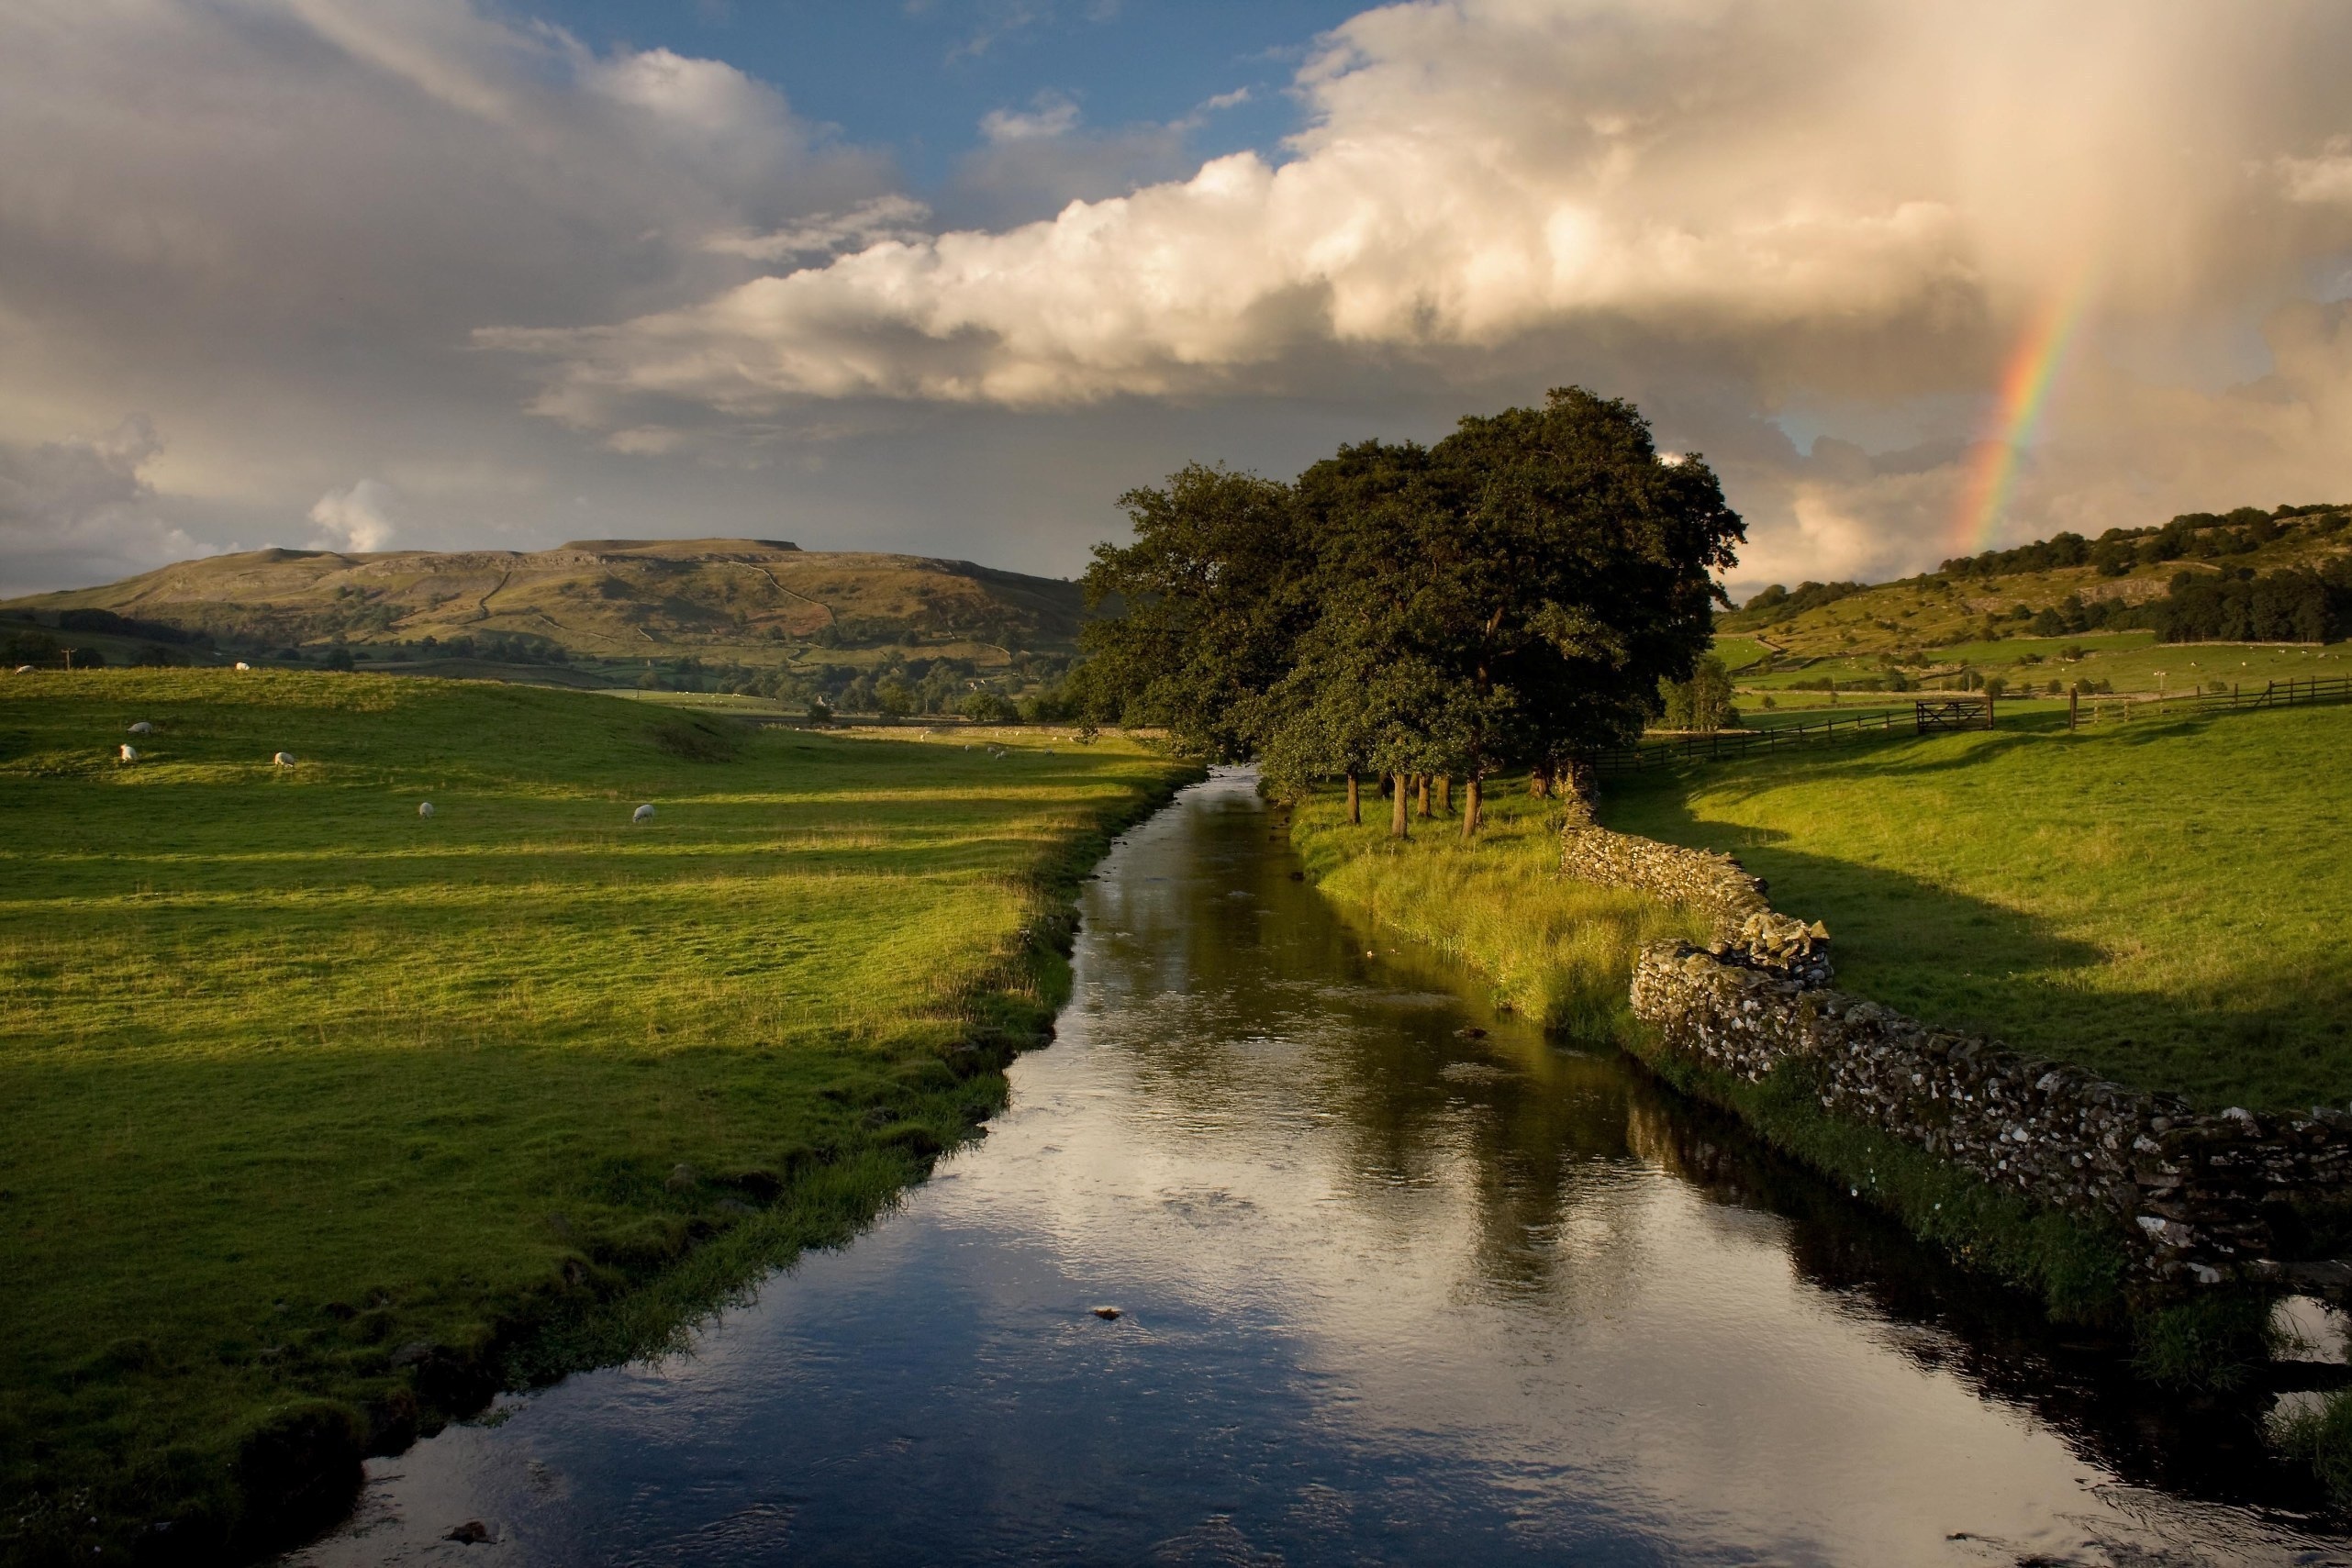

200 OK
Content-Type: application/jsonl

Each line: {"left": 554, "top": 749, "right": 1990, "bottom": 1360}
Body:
{"left": 1564, "top": 806, "right": 2352, "bottom": 1292}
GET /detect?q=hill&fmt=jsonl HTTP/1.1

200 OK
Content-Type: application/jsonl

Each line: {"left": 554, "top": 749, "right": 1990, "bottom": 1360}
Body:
{"left": 1713, "top": 503, "right": 2352, "bottom": 700}
{"left": 0, "top": 539, "right": 1091, "bottom": 715}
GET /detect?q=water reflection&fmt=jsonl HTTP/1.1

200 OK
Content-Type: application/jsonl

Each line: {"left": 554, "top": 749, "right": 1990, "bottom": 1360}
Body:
{"left": 290, "top": 770, "right": 2347, "bottom": 1566}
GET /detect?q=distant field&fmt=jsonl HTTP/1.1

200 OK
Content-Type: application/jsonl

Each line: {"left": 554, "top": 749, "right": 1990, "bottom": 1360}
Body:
{"left": 0, "top": 670, "right": 1189, "bottom": 1560}
{"left": 1717, "top": 629, "right": 2350, "bottom": 700}
{"left": 1602, "top": 704, "right": 2352, "bottom": 1112}
{"left": 1709, "top": 634, "right": 1774, "bottom": 672}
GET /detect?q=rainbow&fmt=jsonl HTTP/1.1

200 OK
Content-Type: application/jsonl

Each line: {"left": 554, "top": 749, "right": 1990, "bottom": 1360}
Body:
{"left": 1948, "top": 275, "right": 2096, "bottom": 555}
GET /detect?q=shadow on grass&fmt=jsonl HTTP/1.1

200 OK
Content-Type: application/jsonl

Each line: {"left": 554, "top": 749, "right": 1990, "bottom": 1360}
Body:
{"left": 1601, "top": 731, "right": 2352, "bottom": 1109}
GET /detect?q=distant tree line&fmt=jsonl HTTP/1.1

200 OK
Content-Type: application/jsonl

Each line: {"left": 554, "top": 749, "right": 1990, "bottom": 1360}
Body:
{"left": 1724, "top": 580, "right": 1864, "bottom": 629}
{"left": 1725, "top": 502, "right": 2352, "bottom": 648}
{"left": 1938, "top": 505, "right": 2346, "bottom": 581}
{"left": 1076, "top": 388, "right": 1743, "bottom": 835}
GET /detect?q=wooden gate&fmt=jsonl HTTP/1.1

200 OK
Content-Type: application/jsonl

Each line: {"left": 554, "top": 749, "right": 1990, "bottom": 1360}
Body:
{"left": 1913, "top": 693, "right": 1994, "bottom": 732}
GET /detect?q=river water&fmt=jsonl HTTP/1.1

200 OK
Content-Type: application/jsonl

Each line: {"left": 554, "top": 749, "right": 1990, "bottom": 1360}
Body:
{"left": 292, "top": 770, "right": 2346, "bottom": 1566}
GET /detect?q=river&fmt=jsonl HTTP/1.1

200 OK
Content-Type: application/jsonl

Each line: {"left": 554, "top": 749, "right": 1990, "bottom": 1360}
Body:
{"left": 290, "top": 769, "right": 2345, "bottom": 1565}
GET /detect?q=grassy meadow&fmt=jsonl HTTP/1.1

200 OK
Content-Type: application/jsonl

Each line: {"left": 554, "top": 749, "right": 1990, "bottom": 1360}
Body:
{"left": 0, "top": 669, "right": 1192, "bottom": 1562}
{"left": 1288, "top": 787, "right": 1710, "bottom": 1037}
{"left": 1601, "top": 703, "right": 2352, "bottom": 1112}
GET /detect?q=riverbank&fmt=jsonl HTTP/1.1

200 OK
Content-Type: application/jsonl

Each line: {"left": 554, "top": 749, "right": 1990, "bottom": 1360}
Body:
{"left": 1285, "top": 762, "right": 2331, "bottom": 1385}
{"left": 1287, "top": 784, "right": 2137, "bottom": 1313}
{"left": 1286, "top": 789, "right": 1710, "bottom": 1037}
{"left": 0, "top": 670, "right": 1198, "bottom": 1565}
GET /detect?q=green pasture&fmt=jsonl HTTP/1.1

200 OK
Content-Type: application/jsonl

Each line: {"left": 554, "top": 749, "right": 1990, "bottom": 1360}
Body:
{"left": 1720, "top": 628, "right": 2350, "bottom": 700}
{"left": 1601, "top": 703, "right": 2352, "bottom": 1112}
{"left": 0, "top": 669, "right": 1188, "bottom": 1560}
{"left": 1707, "top": 634, "right": 1774, "bottom": 673}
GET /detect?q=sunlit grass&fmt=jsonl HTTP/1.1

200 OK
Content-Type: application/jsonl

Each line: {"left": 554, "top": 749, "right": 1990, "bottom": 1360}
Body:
{"left": 1288, "top": 786, "right": 1710, "bottom": 1036}
{"left": 1602, "top": 704, "right": 2352, "bottom": 1110}
{"left": 0, "top": 668, "right": 1191, "bottom": 1558}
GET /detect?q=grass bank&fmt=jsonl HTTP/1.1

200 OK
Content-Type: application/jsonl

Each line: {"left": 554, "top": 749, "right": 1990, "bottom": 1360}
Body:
{"left": 1601, "top": 702, "right": 2352, "bottom": 1113}
{"left": 0, "top": 669, "right": 1196, "bottom": 1564}
{"left": 1287, "top": 787, "right": 1710, "bottom": 1037}
{"left": 1287, "top": 781, "right": 2139, "bottom": 1317}
{"left": 1287, "top": 742, "right": 2318, "bottom": 1373}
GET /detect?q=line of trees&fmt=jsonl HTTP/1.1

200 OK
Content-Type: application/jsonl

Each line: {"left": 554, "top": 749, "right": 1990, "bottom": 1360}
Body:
{"left": 1074, "top": 388, "right": 1744, "bottom": 836}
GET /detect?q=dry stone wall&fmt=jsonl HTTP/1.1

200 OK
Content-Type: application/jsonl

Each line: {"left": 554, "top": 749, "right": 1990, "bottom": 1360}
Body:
{"left": 1563, "top": 811, "right": 2352, "bottom": 1289}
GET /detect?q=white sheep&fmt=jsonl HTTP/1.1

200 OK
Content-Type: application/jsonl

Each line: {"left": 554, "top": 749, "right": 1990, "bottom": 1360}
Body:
{"left": 118, "top": 744, "right": 139, "bottom": 762}
{"left": 234, "top": 662, "right": 251, "bottom": 671}
{"left": 14, "top": 665, "right": 33, "bottom": 674}
{"left": 632, "top": 803, "right": 655, "bottom": 824}
{"left": 418, "top": 801, "right": 435, "bottom": 819}
{"left": 273, "top": 751, "right": 295, "bottom": 768}
{"left": 128, "top": 721, "right": 153, "bottom": 735}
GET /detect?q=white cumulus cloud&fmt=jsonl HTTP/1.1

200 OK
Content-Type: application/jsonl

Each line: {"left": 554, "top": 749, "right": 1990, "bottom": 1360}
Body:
{"left": 307, "top": 479, "right": 401, "bottom": 553}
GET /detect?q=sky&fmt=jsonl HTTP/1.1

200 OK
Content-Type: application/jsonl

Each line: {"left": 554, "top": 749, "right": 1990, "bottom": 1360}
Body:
{"left": 6, "top": 0, "right": 2352, "bottom": 600}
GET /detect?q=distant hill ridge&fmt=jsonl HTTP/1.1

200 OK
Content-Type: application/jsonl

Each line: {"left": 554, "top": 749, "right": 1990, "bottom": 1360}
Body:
{"left": 1, "top": 539, "right": 1087, "bottom": 659}
{"left": 1721, "top": 502, "right": 2352, "bottom": 657}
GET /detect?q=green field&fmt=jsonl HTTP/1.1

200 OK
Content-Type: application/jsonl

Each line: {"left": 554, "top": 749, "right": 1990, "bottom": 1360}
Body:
{"left": 1601, "top": 703, "right": 2352, "bottom": 1111}
{"left": 0, "top": 670, "right": 1190, "bottom": 1562}
{"left": 1721, "top": 630, "right": 2351, "bottom": 701}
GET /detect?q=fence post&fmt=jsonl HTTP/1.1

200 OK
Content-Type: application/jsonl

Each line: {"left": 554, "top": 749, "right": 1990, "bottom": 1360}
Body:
{"left": 2068, "top": 689, "right": 2079, "bottom": 730}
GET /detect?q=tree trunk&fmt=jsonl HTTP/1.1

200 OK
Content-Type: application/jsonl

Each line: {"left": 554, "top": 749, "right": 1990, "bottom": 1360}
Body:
{"left": 1460, "top": 776, "right": 1483, "bottom": 840}
{"left": 1391, "top": 773, "right": 1410, "bottom": 838}
{"left": 1436, "top": 775, "right": 1451, "bottom": 815}
{"left": 1345, "top": 772, "right": 1360, "bottom": 825}
{"left": 1416, "top": 774, "right": 1431, "bottom": 818}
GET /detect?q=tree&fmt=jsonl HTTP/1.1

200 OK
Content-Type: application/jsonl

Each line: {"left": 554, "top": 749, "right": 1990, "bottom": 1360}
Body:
{"left": 1077, "top": 464, "right": 1313, "bottom": 757}
{"left": 1658, "top": 655, "right": 1737, "bottom": 730}
{"left": 1410, "top": 387, "right": 1743, "bottom": 832}
{"left": 960, "top": 690, "right": 1016, "bottom": 724}
{"left": 1078, "top": 387, "right": 1744, "bottom": 839}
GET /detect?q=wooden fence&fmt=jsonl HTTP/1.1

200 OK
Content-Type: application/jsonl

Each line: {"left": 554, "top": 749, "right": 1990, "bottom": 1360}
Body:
{"left": 1590, "top": 708, "right": 1906, "bottom": 774}
{"left": 2074, "top": 674, "right": 2352, "bottom": 727}
{"left": 1591, "top": 674, "right": 2352, "bottom": 775}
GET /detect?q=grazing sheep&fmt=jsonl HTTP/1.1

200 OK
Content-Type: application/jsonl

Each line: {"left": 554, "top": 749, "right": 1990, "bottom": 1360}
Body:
{"left": 418, "top": 801, "right": 435, "bottom": 819}
{"left": 632, "top": 803, "right": 655, "bottom": 824}
{"left": 234, "top": 662, "right": 251, "bottom": 671}
{"left": 273, "top": 751, "right": 295, "bottom": 768}
{"left": 128, "top": 721, "right": 154, "bottom": 735}
{"left": 14, "top": 664, "right": 33, "bottom": 674}
{"left": 118, "top": 744, "right": 139, "bottom": 762}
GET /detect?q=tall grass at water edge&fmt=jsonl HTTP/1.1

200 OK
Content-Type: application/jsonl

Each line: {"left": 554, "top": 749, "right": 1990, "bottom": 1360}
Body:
{"left": 1287, "top": 786, "right": 1711, "bottom": 1037}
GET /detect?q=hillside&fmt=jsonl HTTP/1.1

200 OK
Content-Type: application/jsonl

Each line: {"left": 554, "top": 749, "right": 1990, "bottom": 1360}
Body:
{"left": 1714, "top": 503, "right": 2352, "bottom": 698}
{"left": 1, "top": 539, "right": 1092, "bottom": 715}
{"left": 3, "top": 539, "right": 1084, "bottom": 658}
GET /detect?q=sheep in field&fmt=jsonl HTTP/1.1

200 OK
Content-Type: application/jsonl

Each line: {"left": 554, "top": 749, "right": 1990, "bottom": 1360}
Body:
{"left": 418, "top": 802, "right": 435, "bottom": 819}
{"left": 273, "top": 751, "right": 295, "bottom": 768}
{"left": 128, "top": 721, "right": 153, "bottom": 735}
{"left": 632, "top": 803, "right": 655, "bottom": 824}
{"left": 234, "top": 662, "right": 251, "bottom": 671}
{"left": 118, "top": 744, "right": 139, "bottom": 763}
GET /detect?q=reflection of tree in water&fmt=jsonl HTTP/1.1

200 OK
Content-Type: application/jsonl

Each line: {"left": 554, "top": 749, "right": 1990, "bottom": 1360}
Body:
{"left": 1630, "top": 1091, "right": 2341, "bottom": 1521}
{"left": 1086, "top": 786, "right": 1674, "bottom": 1312}
{"left": 1085, "top": 779, "right": 2343, "bottom": 1524}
